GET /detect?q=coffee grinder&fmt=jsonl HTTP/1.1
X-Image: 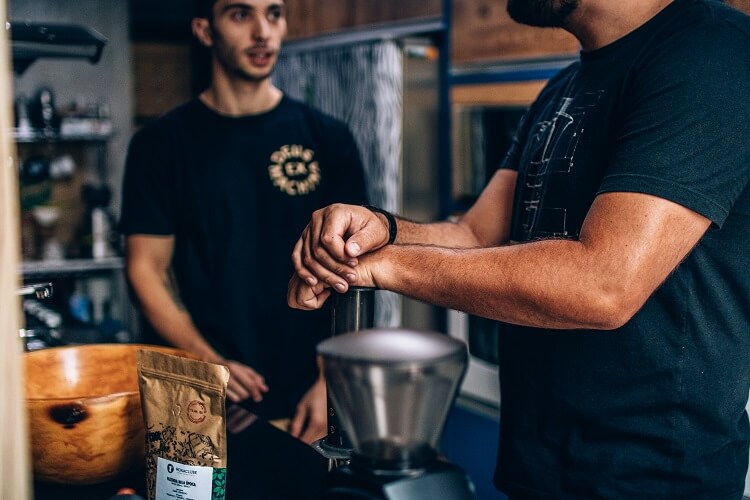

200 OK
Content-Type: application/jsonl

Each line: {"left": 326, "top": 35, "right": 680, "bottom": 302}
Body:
{"left": 317, "top": 328, "right": 475, "bottom": 499}
{"left": 313, "top": 286, "right": 376, "bottom": 468}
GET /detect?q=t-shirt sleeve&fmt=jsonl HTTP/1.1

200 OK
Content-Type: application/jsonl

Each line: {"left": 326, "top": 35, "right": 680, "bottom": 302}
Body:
{"left": 322, "top": 120, "right": 369, "bottom": 206}
{"left": 498, "top": 109, "right": 533, "bottom": 172}
{"left": 118, "top": 123, "right": 176, "bottom": 235}
{"left": 599, "top": 24, "right": 750, "bottom": 228}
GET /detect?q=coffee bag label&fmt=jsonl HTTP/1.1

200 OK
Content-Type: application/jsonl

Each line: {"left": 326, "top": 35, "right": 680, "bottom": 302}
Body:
{"left": 155, "top": 457, "right": 225, "bottom": 500}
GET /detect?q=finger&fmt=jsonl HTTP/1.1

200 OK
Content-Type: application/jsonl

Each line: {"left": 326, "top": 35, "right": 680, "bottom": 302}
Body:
{"left": 300, "top": 412, "right": 327, "bottom": 444}
{"left": 303, "top": 247, "right": 355, "bottom": 292}
{"left": 226, "top": 384, "right": 245, "bottom": 403}
{"left": 289, "top": 407, "right": 306, "bottom": 438}
{"left": 317, "top": 207, "right": 352, "bottom": 261}
{"left": 303, "top": 217, "right": 352, "bottom": 286}
{"left": 228, "top": 376, "right": 251, "bottom": 401}
{"left": 292, "top": 279, "right": 331, "bottom": 310}
{"left": 288, "top": 274, "right": 328, "bottom": 309}
{"left": 239, "top": 377, "right": 266, "bottom": 403}
{"left": 307, "top": 208, "right": 358, "bottom": 272}
{"left": 229, "top": 365, "right": 269, "bottom": 402}
{"left": 292, "top": 233, "right": 318, "bottom": 287}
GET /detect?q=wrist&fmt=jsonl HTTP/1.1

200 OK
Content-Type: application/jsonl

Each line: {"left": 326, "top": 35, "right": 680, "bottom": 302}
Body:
{"left": 191, "top": 343, "right": 225, "bottom": 365}
{"left": 366, "top": 244, "right": 396, "bottom": 290}
{"left": 362, "top": 205, "right": 397, "bottom": 245}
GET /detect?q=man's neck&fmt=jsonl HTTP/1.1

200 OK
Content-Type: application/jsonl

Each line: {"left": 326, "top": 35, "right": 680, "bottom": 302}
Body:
{"left": 200, "top": 75, "right": 283, "bottom": 116}
{"left": 566, "top": 0, "right": 674, "bottom": 51}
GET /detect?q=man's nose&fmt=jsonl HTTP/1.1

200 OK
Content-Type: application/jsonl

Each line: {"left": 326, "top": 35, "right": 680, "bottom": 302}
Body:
{"left": 251, "top": 16, "right": 270, "bottom": 40}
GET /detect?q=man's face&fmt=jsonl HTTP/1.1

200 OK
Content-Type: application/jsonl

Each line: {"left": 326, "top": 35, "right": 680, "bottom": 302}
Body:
{"left": 208, "top": 0, "right": 287, "bottom": 82}
{"left": 506, "top": 0, "right": 579, "bottom": 28}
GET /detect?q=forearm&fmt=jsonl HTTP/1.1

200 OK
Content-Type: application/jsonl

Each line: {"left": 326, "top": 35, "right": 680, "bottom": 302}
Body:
{"left": 391, "top": 170, "right": 515, "bottom": 248}
{"left": 373, "top": 240, "right": 636, "bottom": 330}
{"left": 391, "top": 217, "right": 484, "bottom": 248}
{"left": 127, "top": 264, "right": 224, "bottom": 363}
{"left": 370, "top": 191, "right": 710, "bottom": 330}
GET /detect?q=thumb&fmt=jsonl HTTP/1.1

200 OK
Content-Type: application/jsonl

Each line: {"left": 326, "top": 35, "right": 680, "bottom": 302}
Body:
{"left": 346, "top": 213, "right": 391, "bottom": 257}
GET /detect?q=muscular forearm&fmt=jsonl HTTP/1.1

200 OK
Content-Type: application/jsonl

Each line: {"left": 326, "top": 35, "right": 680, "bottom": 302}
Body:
{"left": 372, "top": 240, "right": 636, "bottom": 330}
{"left": 127, "top": 262, "right": 224, "bottom": 363}
{"left": 371, "top": 192, "right": 709, "bottom": 330}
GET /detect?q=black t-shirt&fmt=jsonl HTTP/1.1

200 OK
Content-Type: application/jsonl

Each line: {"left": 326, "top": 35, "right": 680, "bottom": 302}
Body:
{"left": 120, "top": 96, "right": 368, "bottom": 419}
{"left": 496, "top": 1, "right": 750, "bottom": 498}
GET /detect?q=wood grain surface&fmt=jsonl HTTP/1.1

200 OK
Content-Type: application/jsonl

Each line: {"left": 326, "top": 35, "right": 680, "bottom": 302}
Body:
{"left": 286, "top": 0, "right": 442, "bottom": 39}
{"left": 451, "top": 0, "right": 579, "bottom": 64}
{"left": 0, "top": 0, "right": 30, "bottom": 494}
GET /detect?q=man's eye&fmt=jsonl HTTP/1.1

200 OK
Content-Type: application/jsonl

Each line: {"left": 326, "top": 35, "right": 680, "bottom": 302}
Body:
{"left": 230, "top": 10, "right": 249, "bottom": 21}
{"left": 267, "top": 7, "right": 284, "bottom": 21}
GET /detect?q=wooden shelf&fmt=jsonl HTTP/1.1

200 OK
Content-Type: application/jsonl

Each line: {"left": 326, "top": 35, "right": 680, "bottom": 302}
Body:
{"left": 21, "top": 257, "right": 124, "bottom": 279}
{"left": 13, "top": 128, "right": 112, "bottom": 143}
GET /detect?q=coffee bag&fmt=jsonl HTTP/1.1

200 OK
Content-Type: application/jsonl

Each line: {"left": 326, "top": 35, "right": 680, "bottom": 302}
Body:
{"left": 137, "top": 350, "right": 230, "bottom": 500}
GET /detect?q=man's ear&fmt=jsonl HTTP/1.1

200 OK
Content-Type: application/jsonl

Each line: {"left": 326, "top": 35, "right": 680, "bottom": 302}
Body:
{"left": 192, "top": 18, "right": 213, "bottom": 47}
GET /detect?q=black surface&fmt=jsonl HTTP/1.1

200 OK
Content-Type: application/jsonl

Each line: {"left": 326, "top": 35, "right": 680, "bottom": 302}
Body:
{"left": 322, "top": 460, "right": 475, "bottom": 500}
{"left": 33, "top": 404, "right": 329, "bottom": 500}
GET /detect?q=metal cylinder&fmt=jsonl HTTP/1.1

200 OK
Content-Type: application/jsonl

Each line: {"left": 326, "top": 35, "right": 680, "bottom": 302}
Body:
{"left": 330, "top": 286, "right": 375, "bottom": 336}
{"left": 321, "top": 287, "right": 376, "bottom": 460}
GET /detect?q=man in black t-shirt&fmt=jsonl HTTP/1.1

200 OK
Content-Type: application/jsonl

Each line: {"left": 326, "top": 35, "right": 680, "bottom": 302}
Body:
{"left": 119, "top": 0, "right": 367, "bottom": 444}
{"left": 288, "top": 0, "right": 750, "bottom": 497}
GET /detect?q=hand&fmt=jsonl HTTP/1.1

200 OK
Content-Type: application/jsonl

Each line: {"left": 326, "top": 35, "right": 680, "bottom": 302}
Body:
{"left": 287, "top": 257, "right": 378, "bottom": 310}
{"left": 289, "top": 377, "right": 328, "bottom": 445}
{"left": 224, "top": 360, "right": 269, "bottom": 403}
{"left": 287, "top": 274, "right": 331, "bottom": 311}
{"left": 292, "top": 204, "right": 390, "bottom": 294}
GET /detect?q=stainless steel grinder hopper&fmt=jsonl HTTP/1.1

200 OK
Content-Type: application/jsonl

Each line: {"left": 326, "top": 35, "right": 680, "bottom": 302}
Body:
{"left": 317, "top": 328, "right": 468, "bottom": 471}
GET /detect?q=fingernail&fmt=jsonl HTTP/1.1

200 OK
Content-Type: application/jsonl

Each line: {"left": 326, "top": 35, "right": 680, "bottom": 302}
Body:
{"left": 349, "top": 242, "right": 361, "bottom": 256}
{"left": 345, "top": 273, "right": 356, "bottom": 283}
{"left": 306, "top": 277, "right": 316, "bottom": 286}
{"left": 334, "top": 283, "right": 346, "bottom": 292}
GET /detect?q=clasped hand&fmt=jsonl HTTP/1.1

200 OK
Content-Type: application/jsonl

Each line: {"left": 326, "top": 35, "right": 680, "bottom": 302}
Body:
{"left": 288, "top": 203, "right": 389, "bottom": 310}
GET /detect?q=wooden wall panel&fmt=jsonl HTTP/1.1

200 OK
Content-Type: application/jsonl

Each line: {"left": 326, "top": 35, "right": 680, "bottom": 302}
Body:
{"left": 451, "top": 0, "right": 579, "bottom": 64}
{"left": 133, "top": 43, "right": 193, "bottom": 120}
{"left": 286, "top": 0, "right": 442, "bottom": 39}
{"left": 451, "top": 81, "right": 546, "bottom": 106}
{"left": 727, "top": 0, "right": 750, "bottom": 14}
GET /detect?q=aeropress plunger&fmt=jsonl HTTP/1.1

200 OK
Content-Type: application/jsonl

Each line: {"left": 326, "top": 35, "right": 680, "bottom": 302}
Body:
{"left": 312, "top": 286, "right": 376, "bottom": 469}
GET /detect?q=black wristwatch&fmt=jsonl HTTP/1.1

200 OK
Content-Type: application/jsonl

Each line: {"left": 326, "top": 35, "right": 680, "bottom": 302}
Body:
{"left": 362, "top": 205, "right": 397, "bottom": 245}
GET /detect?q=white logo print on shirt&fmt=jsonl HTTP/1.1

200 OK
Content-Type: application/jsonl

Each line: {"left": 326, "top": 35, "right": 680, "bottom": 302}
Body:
{"left": 268, "top": 144, "right": 321, "bottom": 196}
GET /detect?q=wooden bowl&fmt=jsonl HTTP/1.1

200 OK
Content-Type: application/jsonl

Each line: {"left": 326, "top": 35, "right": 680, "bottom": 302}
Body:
{"left": 23, "top": 343, "right": 195, "bottom": 484}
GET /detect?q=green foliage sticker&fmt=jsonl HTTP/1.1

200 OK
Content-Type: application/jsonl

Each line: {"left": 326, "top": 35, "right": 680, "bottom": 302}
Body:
{"left": 212, "top": 467, "right": 227, "bottom": 500}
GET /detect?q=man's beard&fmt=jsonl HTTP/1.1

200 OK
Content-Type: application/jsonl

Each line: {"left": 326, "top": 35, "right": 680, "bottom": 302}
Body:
{"left": 229, "top": 63, "right": 275, "bottom": 83}
{"left": 507, "top": 0, "right": 579, "bottom": 28}
{"left": 213, "top": 33, "right": 276, "bottom": 83}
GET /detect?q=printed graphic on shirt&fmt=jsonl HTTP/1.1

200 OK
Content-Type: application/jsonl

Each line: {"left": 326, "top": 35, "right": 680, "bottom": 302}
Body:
{"left": 268, "top": 144, "right": 321, "bottom": 196}
{"left": 521, "top": 89, "right": 603, "bottom": 239}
